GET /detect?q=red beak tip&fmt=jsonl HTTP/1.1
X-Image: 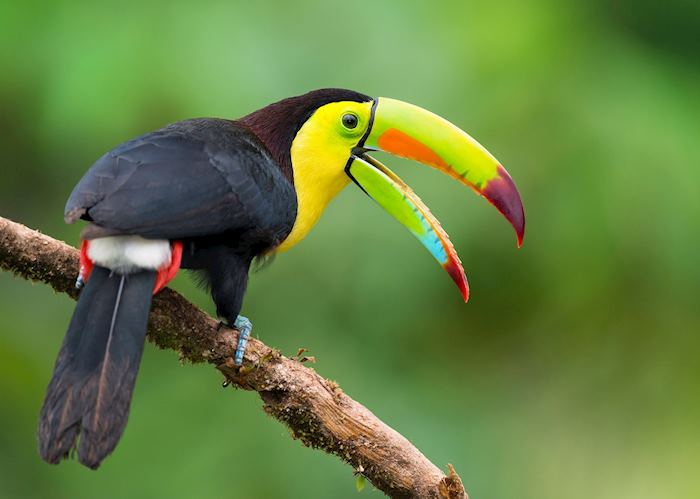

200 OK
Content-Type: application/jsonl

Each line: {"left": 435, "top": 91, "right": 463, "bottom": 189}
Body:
{"left": 444, "top": 259, "right": 469, "bottom": 303}
{"left": 459, "top": 276, "right": 470, "bottom": 303}
{"left": 483, "top": 165, "right": 525, "bottom": 250}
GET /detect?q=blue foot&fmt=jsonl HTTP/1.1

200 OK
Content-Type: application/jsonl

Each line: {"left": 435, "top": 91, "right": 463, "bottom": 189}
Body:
{"left": 233, "top": 315, "right": 252, "bottom": 366}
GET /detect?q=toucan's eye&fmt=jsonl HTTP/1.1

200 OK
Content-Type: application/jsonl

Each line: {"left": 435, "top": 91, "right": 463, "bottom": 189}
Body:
{"left": 342, "top": 113, "right": 358, "bottom": 129}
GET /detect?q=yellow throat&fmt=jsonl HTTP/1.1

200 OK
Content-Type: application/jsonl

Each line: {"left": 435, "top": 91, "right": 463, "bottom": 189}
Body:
{"left": 276, "top": 101, "right": 373, "bottom": 252}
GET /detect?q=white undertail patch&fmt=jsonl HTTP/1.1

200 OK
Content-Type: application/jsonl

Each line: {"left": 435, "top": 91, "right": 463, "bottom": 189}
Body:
{"left": 87, "top": 235, "right": 171, "bottom": 274}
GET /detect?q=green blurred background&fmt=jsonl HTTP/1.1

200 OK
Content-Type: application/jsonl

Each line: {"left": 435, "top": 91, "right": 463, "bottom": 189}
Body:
{"left": 1, "top": 0, "right": 699, "bottom": 497}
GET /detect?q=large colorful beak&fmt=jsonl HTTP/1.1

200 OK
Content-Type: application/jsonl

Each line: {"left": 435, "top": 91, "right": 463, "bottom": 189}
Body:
{"left": 346, "top": 97, "right": 525, "bottom": 301}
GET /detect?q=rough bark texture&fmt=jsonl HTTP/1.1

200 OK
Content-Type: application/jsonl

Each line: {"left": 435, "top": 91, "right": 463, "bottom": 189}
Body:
{"left": 0, "top": 215, "right": 467, "bottom": 499}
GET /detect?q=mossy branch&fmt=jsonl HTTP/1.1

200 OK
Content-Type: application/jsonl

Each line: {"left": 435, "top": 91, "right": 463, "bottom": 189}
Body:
{"left": 0, "top": 215, "right": 467, "bottom": 499}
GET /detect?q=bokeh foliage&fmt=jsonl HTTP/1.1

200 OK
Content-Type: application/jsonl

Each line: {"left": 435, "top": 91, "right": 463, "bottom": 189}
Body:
{"left": 1, "top": 1, "right": 699, "bottom": 497}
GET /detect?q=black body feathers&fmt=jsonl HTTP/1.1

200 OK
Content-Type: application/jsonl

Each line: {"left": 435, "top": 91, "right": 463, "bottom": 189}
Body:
{"left": 65, "top": 118, "right": 297, "bottom": 247}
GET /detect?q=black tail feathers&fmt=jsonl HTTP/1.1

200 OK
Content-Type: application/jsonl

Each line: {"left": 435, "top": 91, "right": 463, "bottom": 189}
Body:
{"left": 38, "top": 266, "right": 156, "bottom": 469}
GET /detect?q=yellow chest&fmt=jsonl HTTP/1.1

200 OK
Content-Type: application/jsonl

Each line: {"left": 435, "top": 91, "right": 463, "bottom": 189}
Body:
{"left": 276, "top": 132, "right": 351, "bottom": 252}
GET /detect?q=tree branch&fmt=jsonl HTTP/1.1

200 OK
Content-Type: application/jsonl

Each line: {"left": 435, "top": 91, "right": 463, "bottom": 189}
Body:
{"left": 0, "top": 215, "right": 467, "bottom": 499}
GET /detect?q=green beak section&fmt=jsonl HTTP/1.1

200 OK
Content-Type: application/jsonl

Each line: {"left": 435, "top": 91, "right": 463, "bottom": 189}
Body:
{"left": 361, "top": 97, "right": 525, "bottom": 246}
{"left": 346, "top": 154, "right": 469, "bottom": 301}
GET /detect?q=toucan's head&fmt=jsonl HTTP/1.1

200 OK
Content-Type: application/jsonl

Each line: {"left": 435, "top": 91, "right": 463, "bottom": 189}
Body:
{"left": 240, "top": 88, "right": 525, "bottom": 302}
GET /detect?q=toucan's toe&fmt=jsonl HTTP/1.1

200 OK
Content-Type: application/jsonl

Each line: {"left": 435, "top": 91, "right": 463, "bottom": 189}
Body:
{"left": 233, "top": 315, "right": 253, "bottom": 366}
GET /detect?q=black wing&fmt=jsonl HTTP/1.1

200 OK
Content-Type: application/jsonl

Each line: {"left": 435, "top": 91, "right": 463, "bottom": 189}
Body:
{"left": 65, "top": 119, "right": 296, "bottom": 243}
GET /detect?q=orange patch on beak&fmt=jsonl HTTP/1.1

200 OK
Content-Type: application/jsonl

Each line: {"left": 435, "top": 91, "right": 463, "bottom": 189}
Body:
{"left": 377, "top": 129, "right": 449, "bottom": 170}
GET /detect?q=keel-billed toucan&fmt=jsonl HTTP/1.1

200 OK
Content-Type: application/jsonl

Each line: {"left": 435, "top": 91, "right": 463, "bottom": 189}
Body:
{"left": 38, "top": 88, "right": 524, "bottom": 468}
